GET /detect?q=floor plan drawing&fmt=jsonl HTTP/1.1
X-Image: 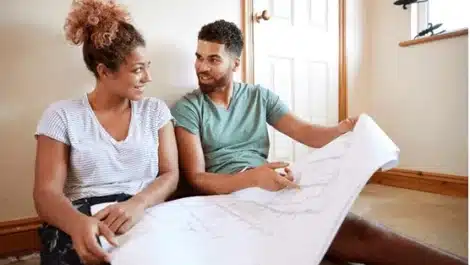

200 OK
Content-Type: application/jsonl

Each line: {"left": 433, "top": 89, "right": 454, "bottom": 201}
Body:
{"left": 107, "top": 114, "right": 400, "bottom": 265}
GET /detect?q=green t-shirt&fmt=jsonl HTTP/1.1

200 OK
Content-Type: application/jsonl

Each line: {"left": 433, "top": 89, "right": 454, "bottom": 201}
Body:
{"left": 170, "top": 82, "right": 289, "bottom": 174}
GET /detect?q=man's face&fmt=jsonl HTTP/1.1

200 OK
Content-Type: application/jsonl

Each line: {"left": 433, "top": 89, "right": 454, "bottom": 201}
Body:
{"left": 194, "top": 40, "right": 239, "bottom": 93}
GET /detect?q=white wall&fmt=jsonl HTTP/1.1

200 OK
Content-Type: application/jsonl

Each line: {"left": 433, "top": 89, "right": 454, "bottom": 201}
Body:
{"left": 0, "top": 0, "right": 241, "bottom": 221}
{"left": 346, "top": 0, "right": 371, "bottom": 118}
{"left": 354, "top": 1, "right": 468, "bottom": 176}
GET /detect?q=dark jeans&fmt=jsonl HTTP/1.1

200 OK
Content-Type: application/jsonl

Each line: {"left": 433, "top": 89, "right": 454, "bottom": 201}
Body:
{"left": 38, "top": 193, "right": 132, "bottom": 265}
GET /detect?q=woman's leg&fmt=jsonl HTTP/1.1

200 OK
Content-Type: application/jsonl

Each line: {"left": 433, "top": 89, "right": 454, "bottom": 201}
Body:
{"left": 38, "top": 223, "right": 85, "bottom": 265}
{"left": 37, "top": 194, "right": 132, "bottom": 265}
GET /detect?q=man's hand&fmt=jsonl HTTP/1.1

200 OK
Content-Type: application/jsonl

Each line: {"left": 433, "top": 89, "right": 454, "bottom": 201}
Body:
{"left": 93, "top": 197, "right": 146, "bottom": 235}
{"left": 246, "top": 162, "right": 300, "bottom": 191}
{"left": 337, "top": 116, "right": 358, "bottom": 134}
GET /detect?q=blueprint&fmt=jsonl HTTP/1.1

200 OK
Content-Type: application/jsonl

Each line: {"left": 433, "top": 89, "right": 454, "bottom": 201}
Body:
{"left": 106, "top": 113, "right": 400, "bottom": 265}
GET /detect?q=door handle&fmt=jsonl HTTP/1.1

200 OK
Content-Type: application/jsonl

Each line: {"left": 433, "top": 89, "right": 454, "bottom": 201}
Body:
{"left": 254, "top": 10, "right": 271, "bottom": 23}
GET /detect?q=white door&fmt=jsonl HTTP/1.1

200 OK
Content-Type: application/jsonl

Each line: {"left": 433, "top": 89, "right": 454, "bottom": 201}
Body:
{"left": 252, "top": 0, "right": 339, "bottom": 163}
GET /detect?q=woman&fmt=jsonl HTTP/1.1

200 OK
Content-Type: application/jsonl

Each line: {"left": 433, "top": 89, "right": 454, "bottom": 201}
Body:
{"left": 33, "top": 0, "right": 179, "bottom": 264}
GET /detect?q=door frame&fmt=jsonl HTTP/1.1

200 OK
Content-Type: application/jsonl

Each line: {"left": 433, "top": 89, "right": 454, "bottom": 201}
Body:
{"left": 240, "top": 0, "right": 347, "bottom": 122}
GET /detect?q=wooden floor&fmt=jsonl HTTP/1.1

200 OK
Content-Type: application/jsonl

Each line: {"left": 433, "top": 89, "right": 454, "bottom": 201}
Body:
{"left": 1, "top": 184, "right": 468, "bottom": 265}
{"left": 351, "top": 184, "right": 468, "bottom": 258}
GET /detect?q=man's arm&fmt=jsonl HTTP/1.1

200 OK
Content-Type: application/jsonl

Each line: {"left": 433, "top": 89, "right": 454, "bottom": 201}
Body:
{"left": 272, "top": 112, "right": 346, "bottom": 149}
{"left": 174, "top": 127, "right": 255, "bottom": 195}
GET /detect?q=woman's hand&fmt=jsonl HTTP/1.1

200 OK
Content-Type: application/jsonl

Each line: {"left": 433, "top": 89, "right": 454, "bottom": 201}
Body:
{"left": 69, "top": 215, "right": 118, "bottom": 265}
{"left": 93, "top": 197, "right": 146, "bottom": 235}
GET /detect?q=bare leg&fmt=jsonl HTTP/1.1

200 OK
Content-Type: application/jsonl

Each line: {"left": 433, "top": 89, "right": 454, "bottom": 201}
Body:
{"left": 325, "top": 212, "right": 467, "bottom": 265}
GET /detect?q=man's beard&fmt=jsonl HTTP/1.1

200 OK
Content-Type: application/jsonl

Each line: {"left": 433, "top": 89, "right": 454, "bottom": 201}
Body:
{"left": 198, "top": 72, "right": 231, "bottom": 94}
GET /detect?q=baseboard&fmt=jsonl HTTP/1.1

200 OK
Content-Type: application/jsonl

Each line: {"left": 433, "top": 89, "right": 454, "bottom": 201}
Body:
{"left": 0, "top": 217, "right": 42, "bottom": 258}
{"left": 370, "top": 168, "right": 468, "bottom": 198}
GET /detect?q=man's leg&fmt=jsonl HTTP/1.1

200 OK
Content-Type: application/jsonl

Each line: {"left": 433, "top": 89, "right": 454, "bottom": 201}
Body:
{"left": 325, "top": 212, "right": 467, "bottom": 265}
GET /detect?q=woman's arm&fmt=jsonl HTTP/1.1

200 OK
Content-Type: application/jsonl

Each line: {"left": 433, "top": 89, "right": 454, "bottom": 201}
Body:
{"left": 34, "top": 135, "right": 115, "bottom": 263}
{"left": 133, "top": 121, "right": 180, "bottom": 207}
{"left": 33, "top": 135, "right": 81, "bottom": 234}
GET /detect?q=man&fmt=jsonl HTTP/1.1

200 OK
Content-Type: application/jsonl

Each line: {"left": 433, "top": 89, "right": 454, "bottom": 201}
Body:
{"left": 170, "top": 19, "right": 467, "bottom": 265}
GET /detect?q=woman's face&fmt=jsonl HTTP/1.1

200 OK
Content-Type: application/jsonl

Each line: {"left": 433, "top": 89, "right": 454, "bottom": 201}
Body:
{"left": 99, "top": 46, "right": 152, "bottom": 101}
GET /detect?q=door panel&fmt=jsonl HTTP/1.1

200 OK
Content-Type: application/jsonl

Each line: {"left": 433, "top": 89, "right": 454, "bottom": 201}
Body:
{"left": 309, "top": 0, "right": 328, "bottom": 28}
{"left": 269, "top": 57, "right": 294, "bottom": 162}
{"left": 270, "top": 0, "right": 292, "bottom": 22}
{"left": 253, "top": 0, "right": 339, "bottom": 163}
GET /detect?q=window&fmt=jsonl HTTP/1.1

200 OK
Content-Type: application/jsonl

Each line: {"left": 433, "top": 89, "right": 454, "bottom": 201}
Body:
{"left": 411, "top": 0, "right": 468, "bottom": 39}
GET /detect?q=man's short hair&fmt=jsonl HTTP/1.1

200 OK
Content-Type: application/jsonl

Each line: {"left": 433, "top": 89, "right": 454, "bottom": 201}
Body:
{"left": 198, "top": 19, "right": 244, "bottom": 58}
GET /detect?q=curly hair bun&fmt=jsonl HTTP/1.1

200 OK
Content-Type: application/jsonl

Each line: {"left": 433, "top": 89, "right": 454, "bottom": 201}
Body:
{"left": 64, "top": 0, "right": 131, "bottom": 49}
